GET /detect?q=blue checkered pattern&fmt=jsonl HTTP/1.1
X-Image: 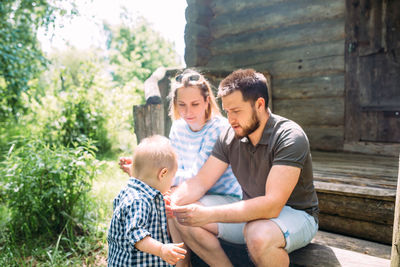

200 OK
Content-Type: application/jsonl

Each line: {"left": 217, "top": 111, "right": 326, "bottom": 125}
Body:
{"left": 169, "top": 116, "right": 242, "bottom": 198}
{"left": 107, "top": 178, "right": 172, "bottom": 266}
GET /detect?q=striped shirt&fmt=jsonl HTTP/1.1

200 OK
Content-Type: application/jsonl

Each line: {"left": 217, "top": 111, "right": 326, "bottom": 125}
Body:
{"left": 169, "top": 116, "right": 242, "bottom": 198}
{"left": 107, "top": 178, "right": 172, "bottom": 267}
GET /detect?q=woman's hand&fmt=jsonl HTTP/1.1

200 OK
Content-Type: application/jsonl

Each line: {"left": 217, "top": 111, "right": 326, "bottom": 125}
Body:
{"left": 163, "top": 190, "right": 174, "bottom": 218}
{"left": 119, "top": 156, "right": 133, "bottom": 176}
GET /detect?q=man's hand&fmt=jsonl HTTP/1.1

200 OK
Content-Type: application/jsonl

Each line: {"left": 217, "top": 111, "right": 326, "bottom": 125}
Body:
{"left": 119, "top": 156, "right": 133, "bottom": 176}
{"left": 160, "top": 242, "right": 186, "bottom": 265}
{"left": 172, "top": 204, "right": 211, "bottom": 227}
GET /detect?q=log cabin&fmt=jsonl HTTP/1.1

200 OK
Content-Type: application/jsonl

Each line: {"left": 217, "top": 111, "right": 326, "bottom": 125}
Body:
{"left": 133, "top": 0, "right": 399, "bottom": 265}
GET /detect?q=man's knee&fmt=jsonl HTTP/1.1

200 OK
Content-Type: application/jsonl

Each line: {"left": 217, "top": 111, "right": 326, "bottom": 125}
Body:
{"left": 244, "top": 220, "right": 285, "bottom": 254}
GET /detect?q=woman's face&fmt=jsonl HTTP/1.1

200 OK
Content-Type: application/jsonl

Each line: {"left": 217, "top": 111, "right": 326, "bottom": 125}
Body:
{"left": 176, "top": 86, "right": 210, "bottom": 131}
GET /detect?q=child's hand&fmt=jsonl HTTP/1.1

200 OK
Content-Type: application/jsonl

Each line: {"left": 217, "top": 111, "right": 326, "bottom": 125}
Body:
{"left": 119, "top": 156, "right": 133, "bottom": 176}
{"left": 160, "top": 242, "right": 186, "bottom": 265}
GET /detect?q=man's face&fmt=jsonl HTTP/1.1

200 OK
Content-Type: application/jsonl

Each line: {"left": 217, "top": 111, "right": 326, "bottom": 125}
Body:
{"left": 222, "top": 91, "right": 260, "bottom": 138}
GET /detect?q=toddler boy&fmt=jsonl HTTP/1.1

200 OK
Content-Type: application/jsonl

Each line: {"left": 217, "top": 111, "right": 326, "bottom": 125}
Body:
{"left": 108, "top": 135, "right": 186, "bottom": 266}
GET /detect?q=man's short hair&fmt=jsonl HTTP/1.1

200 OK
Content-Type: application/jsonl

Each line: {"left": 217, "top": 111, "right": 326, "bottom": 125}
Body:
{"left": 133, "top": 135, "right": 177, "bottom": 177}
{"left": 218, "top": 69, "right": 269, "bottom": 108}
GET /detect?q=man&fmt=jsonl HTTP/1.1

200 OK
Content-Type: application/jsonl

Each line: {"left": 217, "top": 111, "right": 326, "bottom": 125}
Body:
{"left": 170, "top": 69, "right": 319, "bottom": 267}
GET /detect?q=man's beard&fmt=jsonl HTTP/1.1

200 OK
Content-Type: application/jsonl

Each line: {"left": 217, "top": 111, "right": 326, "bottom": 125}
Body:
{"left": 235, "top": 109, "right": 260, "bottom": 138}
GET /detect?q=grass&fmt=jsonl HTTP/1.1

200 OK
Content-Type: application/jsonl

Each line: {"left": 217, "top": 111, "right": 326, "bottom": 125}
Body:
{"left": 0, "top": 155, "right": 130, "bottom": 266}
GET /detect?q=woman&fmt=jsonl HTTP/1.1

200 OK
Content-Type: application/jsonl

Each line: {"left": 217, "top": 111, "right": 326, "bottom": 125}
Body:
{"left": 166, "top": 69, "right": 242, "bottom": 267}
{"left": 120, "top": 69, "right": 242, "bottom": 267}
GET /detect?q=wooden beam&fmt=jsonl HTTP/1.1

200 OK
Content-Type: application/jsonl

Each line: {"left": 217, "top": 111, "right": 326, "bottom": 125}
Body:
{"left": 391, "top": 155, "right": 400, "bottom": 266}
{"left": 210, "top": 0, "right": 345, "bottom": 39}
{"left": 209, "top": 18, "right": 344, "bottom": 56}
{"left": 273, "top": 97, "right": 344, "bottom": 127}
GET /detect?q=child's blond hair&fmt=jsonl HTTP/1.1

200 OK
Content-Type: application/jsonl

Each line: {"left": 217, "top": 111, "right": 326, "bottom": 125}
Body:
{"left": 132, "top": 135, "right": 177, "bottom": 179}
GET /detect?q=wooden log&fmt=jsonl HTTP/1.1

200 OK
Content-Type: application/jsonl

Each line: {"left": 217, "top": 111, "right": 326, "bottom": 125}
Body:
{"left": 254, "top": 54, "right": 344, "bottom": 80}
{"left": 318, "top": 213, "right": 393, "bottom": 244}
{"left": 211, "top": 0, "right": 285, "bottom": 16}
{"left": 273, "top": 73, "right": 344, "bottom": 99}
{"left": 391, "top": 156, "right": 400, "bottom": 266}
{"left": 210, "top": 18, "right": 344, "bottom": 56}
{"left": 273, "top": 97, "right": 344, "bottom": 127}
{"left": 210, "top": 0, "right": 345, "bottom": 39}
{"left": 316, "top": 191, "right": 394, "bottom": 225}
{"left": 184, "top": 23, "right": 211, "bottom": 47}
{"left": 303, "top": 126, "right": 344, "bottom": 151}
{"left": 185, "top": 2, "right": 213, "bottom": 25}
{"left": 133, "top": 104, "right": 164, "bottom": 143}
{"left": 206, "top": 40, "right": 344, "bottom": 70}
{"left": 143, "top": 67, "right": 166, "bottom": 104}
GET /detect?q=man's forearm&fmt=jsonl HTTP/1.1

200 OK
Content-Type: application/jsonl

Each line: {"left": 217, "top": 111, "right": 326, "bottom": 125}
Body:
{"left": 205, "top": 196, "right": 283, "bottom": 223}
{"left": 171, "top": 177, "right": 208, "bottom": 205}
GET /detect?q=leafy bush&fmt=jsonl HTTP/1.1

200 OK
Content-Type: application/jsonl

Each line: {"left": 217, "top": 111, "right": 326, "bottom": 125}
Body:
{"left": 57, "top": 89, "right": 111, "bottom": 154}
{"left": 1, "top": 139, "right": 99, "bottom": 240}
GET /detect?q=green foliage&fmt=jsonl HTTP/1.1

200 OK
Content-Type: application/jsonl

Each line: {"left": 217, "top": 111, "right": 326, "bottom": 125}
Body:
{"left": 105, "top": 18, "right": 180, "bottom": 84}
{"left": 28, "top": 50, "right": 113, "bottom": 154}
{"left": 1, "top": 139, "right": 98, "bottom": 240}
{"left": 0, "top": 0, "right": 64, "bottom": 118}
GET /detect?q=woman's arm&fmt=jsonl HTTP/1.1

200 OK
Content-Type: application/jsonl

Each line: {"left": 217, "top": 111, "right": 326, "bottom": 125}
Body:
{"left": 171, "top": 155, "right": 228, "bottom": 206}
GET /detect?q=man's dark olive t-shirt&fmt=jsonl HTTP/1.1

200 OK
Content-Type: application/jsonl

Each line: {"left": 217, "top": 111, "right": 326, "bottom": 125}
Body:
{"left": 211, "top": 112, "right": 319, "bottom": 220}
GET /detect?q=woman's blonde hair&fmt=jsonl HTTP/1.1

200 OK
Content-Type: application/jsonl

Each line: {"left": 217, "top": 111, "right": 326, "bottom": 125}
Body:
{"left": 168, "top": 69, "right": 221, "bottom": 121}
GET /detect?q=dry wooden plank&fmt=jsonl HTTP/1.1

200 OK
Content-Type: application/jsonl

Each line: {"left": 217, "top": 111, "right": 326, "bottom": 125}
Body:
{"left": 209, "top": 18, "right": 344, "bottom": 56}
{"left": 314, "top": 181, "right": 396, "bottom": 200}
{"left": 313, "top": 231, "right": 391, "bottom": 259}
{"left": 317, "top": 191, "right": 394, "bottom": 224}
{"left": 319, "top": 213, "right": 393, "bottom": 244}
{"left": 274, "top": 97, "right": 344, "bottom": 127}
{"left": 210, "top": 0, "right": 345, "bottom": 39}
{"left": 273, "top": 74, "right": 344, "bottom": 99}
{"left": 344, "top": 141, "right": 400, "bottom": 157}
{"left": 290, "top": 243, "right": 390, "bottom": 267}
{"left": 206, "top": 40, "right": 344, "bottom": 70}
{"left": 314, "top": 174, "right": 397, "bottom": 189}
{"left": 312, "top": 151, "right": 399, "bottom": 169}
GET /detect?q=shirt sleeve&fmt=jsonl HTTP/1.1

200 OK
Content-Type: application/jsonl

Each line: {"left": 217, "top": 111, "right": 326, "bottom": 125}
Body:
{"left": 169, "top": 121, "right": 192, "bottom": 186}
{"left": 211, "top": 127, "right": 230, "bottom": 164}
{"left": 125, "top": 198, "right": 152, "bottom": 249}
{"left": 272, "top": 128, "right": 309, "bottom": 169}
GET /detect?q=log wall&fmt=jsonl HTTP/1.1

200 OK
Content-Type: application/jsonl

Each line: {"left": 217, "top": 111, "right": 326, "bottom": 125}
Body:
{"left": 185, "top": 0, "right": 346, "bottom": 151}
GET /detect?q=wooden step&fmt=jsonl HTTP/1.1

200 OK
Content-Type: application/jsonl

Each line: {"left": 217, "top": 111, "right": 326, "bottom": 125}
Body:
{"left": 190, "top": 231, "right": 391, "bottom": 266}
{"left": 290, "top": 231, "right": 391, "bottom": 267}
{"left": 311, "top": 151, "right": 398, "bottom": 244}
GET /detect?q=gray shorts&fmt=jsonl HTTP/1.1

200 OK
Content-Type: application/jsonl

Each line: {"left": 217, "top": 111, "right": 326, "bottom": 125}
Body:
{"left": 198, "top": 198, "right": 318, "bottom": 252}
{"left": 198, "top": 194, "right": 246, "bottom": 244}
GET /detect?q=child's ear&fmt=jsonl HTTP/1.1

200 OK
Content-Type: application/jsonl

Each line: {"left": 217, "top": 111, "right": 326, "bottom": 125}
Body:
{"left": 158, "top": 167, "right": 168, "bottom": 180}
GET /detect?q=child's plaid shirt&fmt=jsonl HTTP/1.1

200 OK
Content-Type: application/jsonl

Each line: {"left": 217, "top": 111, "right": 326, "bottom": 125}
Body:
{"left": 107, "top": 177, "right": 172, "bottom": 266}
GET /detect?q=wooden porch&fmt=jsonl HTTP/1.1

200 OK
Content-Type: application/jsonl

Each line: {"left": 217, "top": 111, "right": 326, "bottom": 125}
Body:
{"left": 312, "top": 150, "right": 398, "bottom": 245}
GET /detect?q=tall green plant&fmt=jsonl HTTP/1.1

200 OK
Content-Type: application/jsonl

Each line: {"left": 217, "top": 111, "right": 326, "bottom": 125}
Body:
{"left": 2, "top": 140, "right": 98, "bottom": 240}
{"left": 0, "top": 0, "right": 73, "bottom": 118}
{"left": 105, "top": 18, "right": 180, "bottom": 84}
